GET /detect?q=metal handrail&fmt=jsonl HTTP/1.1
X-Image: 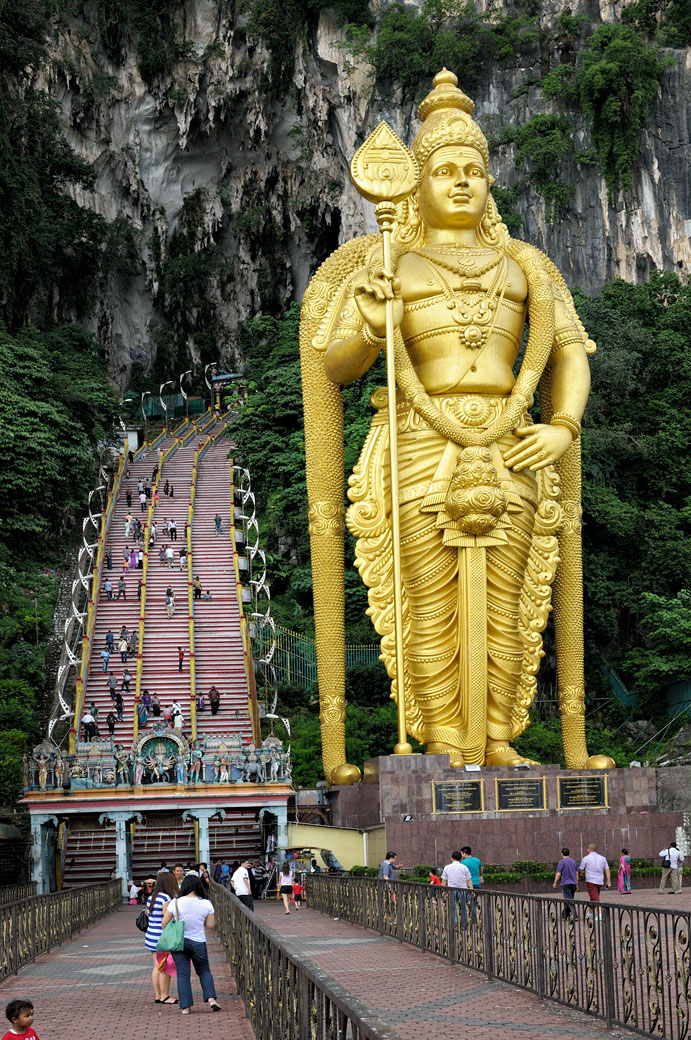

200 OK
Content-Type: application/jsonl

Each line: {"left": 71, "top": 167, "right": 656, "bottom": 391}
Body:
{"left": 306, "top": 874, "right": 691, "bottom": 1039}
{"left": 229, "top": 460, "right": 260, "bottom": 744}
{"left": 212, "top": 882, "right": 387, "bottom": 1039}
{"left": 0, "top": 880, "right": 121, "bottom": 982}
{"left": 0, "top": 883, "right": 37, "bottom": 905}
{"left": 70, "top": 448, "right": 126, "bottom": 751}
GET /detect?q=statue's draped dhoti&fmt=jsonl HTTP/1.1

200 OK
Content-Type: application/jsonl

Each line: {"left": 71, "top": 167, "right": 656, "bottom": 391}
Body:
{"left": 347, "top": 390, "right": 556, "bottom": 763}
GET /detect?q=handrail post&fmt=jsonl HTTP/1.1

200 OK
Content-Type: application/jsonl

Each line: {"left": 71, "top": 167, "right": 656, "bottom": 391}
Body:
{"left": 535, "top": 897, "right": 545, "bottom": 999}
{"left": 483, "top": 892, "right": 494, "bottom": 981}
{"left": 601, "top": 904, "right": 615, "bottom": 1030}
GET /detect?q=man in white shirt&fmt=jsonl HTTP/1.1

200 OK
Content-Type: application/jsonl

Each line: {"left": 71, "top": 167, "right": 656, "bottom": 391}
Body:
{"left": 578, "top": 844, "right": 611, "bottom": 914}
{"left": 441, "top": 851, "right": 473, "bottom": 928}
{"left": 659, "top": 842, "right": 685, "bottom": 894}
{"left": 231, "top": 858, "right": 254, "bottom": 911}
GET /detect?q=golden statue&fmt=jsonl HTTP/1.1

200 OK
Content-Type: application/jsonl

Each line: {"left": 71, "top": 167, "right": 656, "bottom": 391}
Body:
{"left": 300, "top": 70, "right": 614, "bottom": 783}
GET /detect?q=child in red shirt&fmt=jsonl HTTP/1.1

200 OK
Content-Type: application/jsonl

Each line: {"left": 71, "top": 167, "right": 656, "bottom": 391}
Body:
{"left": 3, "top": 999, "right": 39, "bottom": 1040}
{"left": 292, "top": 881, "right": 304, "bottom": 908}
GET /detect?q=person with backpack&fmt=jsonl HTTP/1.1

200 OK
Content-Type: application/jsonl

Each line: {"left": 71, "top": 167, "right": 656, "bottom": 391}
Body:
{"left": 659, "top": 842, "right": 685, "bottom": 893}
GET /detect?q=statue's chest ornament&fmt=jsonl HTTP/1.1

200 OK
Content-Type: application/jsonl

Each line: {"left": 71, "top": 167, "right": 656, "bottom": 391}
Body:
{"left": 414, "top": 248, "right": 507, "bottom": 351}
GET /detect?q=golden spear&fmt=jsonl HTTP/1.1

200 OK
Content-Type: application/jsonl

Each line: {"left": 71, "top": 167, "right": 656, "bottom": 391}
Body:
{"left": 350, "top": 123, "right": 419, "bottom": 755}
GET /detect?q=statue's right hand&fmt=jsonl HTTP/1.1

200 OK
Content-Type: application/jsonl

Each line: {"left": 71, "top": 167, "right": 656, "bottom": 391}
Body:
{"left": 353, "top": 266, "right": 403, "bottom": 338}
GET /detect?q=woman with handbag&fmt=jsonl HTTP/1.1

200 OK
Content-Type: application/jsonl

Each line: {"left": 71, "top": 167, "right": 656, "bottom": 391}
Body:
{"left": 160, "top": 874, "right": 221, "bottom": 1015}
{"left": 144, "top": 871, "right": 180, "bottom": 1004}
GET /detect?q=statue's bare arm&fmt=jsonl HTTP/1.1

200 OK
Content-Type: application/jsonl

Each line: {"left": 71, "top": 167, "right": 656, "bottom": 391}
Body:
{"left": 324, "top": 265, "right": 401, "bottom": 385}
{"left": 504, "top": 295, "right": 591, "bottom": 472}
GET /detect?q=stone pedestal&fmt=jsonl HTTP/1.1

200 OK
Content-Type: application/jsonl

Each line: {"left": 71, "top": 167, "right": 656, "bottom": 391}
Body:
{"left": 329, "top": 756, "right": 683, "bottom": 868}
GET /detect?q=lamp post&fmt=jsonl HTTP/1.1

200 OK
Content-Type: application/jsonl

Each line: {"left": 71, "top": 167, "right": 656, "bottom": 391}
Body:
{"left": 180, "top": 369, "right": 192, "bottom": 424}
{"left": 140, "top": 391, "right": 151, "bottom": 447}
{"left": 159, "top": 381, "right": 174, "bottom": 432}
{"left": 204, "top": 361, "right": 219, "bottom": 413}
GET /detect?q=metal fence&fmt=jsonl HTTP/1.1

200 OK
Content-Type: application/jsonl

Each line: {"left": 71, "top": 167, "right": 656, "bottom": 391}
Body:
{"left": 0, "top": 880, "right": 122, "bottom": 982}
{"left": 212, "top": 882, "right": 388, "bottom": 1039}
{"left": 0, "top": 882, "right": 37, "bottom": 905}
{"left": 306, "top": 874, "right": 691, "bottom": 1039}
{"left": 273, "top": 626, "right": 380, "bottom": 688}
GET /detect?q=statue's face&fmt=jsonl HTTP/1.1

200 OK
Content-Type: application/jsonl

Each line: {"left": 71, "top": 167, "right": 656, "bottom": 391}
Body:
{"left": 418, "top": 145, "right": 489, "bottom": 231}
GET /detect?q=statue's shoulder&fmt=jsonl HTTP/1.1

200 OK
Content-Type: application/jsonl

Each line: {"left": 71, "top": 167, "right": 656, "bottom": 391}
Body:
{"left": 302, "top": 234, "right": 383, "bottom": 352}
{"left": 304, "top": 234, "right": 381, "bottom": 300}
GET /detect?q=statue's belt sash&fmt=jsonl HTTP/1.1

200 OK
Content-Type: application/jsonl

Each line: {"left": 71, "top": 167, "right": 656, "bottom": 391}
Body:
{"left": 367, "top": 389, "right": 538, "bottom": 548}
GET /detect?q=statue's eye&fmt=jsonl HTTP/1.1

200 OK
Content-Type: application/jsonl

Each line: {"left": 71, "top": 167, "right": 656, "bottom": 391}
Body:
{"left": 435, "top": 166, "right": 450, "bottom": 176}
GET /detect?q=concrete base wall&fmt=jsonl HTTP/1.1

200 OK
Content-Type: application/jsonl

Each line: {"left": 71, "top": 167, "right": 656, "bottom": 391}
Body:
{"left": 329, "top": 757, "right": 687, "bottom": 868}
{"left": 384, "top": 810, "right": 684, "bottom": 868}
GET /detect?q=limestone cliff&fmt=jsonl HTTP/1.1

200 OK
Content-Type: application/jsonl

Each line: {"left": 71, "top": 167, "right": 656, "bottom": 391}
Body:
{"left": 40, "top": 0, "right": 690, "bottom": 384}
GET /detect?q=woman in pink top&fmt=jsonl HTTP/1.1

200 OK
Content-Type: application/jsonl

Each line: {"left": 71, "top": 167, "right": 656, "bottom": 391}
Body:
{"left": 279, "top": 861, "right": 293, "bottom": 915}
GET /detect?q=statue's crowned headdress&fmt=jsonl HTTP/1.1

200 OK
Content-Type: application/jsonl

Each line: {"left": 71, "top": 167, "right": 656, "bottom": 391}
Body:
{"left": 412, "top": 69, "right": 490, "bottom": 172}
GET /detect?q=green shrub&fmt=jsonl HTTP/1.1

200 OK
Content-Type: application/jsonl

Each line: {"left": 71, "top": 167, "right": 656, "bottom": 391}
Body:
{"left": 572, "top": 25, "right": 673, "bottom": 196}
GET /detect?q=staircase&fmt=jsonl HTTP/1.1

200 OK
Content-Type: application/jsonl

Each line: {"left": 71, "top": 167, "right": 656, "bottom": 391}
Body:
{"left": 139, "top": 439, "right": 197, "bottom": 734}
{"left": 62, "top": 825, "right": 116, "bottom": 887}
{"left": 84, "top": 436, "right": 180, "bottom": 744}
{"left": 63, "top": 418, "right": 275, "bottom": 889}
{"left": 192, "top": 437, "right": 252, "bottom": 740}
{"left": 130, "top": 819, "right": 196, "bottom": 878}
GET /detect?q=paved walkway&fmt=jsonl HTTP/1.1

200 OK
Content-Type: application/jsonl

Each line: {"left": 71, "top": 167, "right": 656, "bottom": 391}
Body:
{"left": 255, "top": 900, "right": 631, "bottom": 1040}
{"left": 0, "top": 907, "right": 254, "bottom": 1040}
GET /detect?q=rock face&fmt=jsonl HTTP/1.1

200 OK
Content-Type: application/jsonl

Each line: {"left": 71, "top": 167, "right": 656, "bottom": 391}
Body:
{"left": 40, "top": 0, "right": 690, "bottom": 384}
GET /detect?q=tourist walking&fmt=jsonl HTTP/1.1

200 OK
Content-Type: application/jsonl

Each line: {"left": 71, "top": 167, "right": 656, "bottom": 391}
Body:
{"left": 193, "top": 575, "right": 202, "bottom": 600}
{"left": 121, "top": 668, "right": 131, "bottom": 692}
{"left": 108, "top": 672, "right": 118, "bottom": 698}
{"left": 144, "top": 871, "right": 179, "bottom": 1005}
{"left": 442, "top": 851, "right": 473, "bottom": 928}
{"left": 106, "top": 711, "right": 116, "bottom": 736}
{"left": 114, "top": 692, "right": 124, "bottom": 722}
{"left": 103, "top": 578, "right": 113, "bottom": 600}
{"left": 578, "top": 844, "right": 611, "bottom": 916}
{"left": 126, "top": 488, "right": 132, "bottom": 508}
{"left": 100, "top": 648, "right": 110, "bottom": 672}
{"left": 116, "top": 576, "right": 126, "bottom": 600}
{"left": 169, "top": 518, "right": 177, "bottom": 540}
{"left": 178, "top": 646, "right": 184, "bottom": 672}
{"left": 553, "top": 847, "right": 579, "bottom": 918}
{"left": 214, "top": 514, "right": 222, "bottom": 536}
{"left": 231, "top": 858, "right": 254, "bottom": 911}
{"left": 618, "top": 848, "right": 632, "bottom": 893}
{"left": 161, "top": 875, "right": 221, "bottom": 1014}
{"left": 118, "top": 636, "right": 128, "bottom": 663}
{"left": 379, "top": 851, "right": 398, "bottom": 890}
{"left": 278, "top": 861, "right": 294, "bottom": 914}
{"left": 658, "top": 842, "right": 684, "bottom": 893}
{"left": 209, "top": 686, "right": 220, "bottom": 715}
{"left": 166, "top": 588, "right": 175, "bottom": 619}
{"left": 105, "top": 548, "right": 112, "bottom": 570}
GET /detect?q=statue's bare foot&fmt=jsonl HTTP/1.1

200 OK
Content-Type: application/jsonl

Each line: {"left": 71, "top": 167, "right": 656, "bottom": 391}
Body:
{"left": 426, "top": 742, "right": 465, "bottom": 767}
{"left": 485, "top": 742, "right": 540, "bottom": 766}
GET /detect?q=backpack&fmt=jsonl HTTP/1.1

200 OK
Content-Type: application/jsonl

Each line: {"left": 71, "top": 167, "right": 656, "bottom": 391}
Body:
{"left": 663, "top": 850, "right": 671, "bottom": 868}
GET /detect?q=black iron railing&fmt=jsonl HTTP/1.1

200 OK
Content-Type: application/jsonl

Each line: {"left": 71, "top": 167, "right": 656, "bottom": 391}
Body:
{"left": 212, "top": 882, "right": 391, "bottom": 1039}
{"left": 0, "top": 882, "right": 37, "bottom": 904}
{"left": 306, "top": 874, "right": 691, "bottom": 1040}
{"left": 0, "top": 880, "right": 122, "bottom": 982}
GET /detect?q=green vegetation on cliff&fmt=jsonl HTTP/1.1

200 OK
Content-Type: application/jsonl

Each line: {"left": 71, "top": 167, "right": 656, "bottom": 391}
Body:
{"left": 0, "top": 1, "right": 120, "bottom": 807}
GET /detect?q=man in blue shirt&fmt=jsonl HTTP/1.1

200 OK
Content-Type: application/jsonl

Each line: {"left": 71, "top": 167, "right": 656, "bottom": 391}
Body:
{"left": 461, "top": 847, "right": 482, "bottom": 926}
{"left": 379, "top": 851, "right": 397, "bottom": 883}
{"left": 553, "top": 846, "right": 579, "bottom": 918}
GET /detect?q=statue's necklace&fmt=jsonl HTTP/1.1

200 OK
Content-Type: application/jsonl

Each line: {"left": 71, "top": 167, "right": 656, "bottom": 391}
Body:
{"left": 416, "top": 246, "right": 503, "bottom": 279}
{"left": 415, "top": 251, "right": 507, "bottom": 351}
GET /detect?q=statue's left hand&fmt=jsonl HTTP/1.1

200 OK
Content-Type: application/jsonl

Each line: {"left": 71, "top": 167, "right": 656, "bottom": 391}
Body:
{"left": 503, "top": 424, "right": 574, "bottom": 472}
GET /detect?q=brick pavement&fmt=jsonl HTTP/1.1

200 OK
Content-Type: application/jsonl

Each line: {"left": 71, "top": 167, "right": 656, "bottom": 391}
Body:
{"left": 0, "top": 907, "right": 254, "bottom": 1040}
{"left": 256, "top": 900, "right": 632, "bottom": 1040}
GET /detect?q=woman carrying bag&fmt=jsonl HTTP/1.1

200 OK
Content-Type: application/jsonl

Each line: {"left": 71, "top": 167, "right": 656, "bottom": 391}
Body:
{"left": 144, "top": 871, "right": 179, "bottom": 1004}
{"left": 159, "top": 874, "right": 221, "bottom": 1015}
